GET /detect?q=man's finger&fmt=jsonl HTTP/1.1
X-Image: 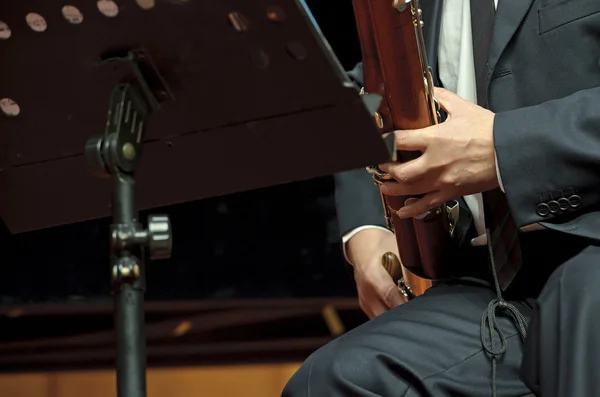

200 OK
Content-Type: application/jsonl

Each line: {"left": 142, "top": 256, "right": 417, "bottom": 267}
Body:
{"left": 379, "top": 157, "right": 430, "bottom": 196}
{"left": 370, "top": 299, "right": 390, "bottom": 318}
{"left": 379, "top": 155, "right": 428, "bottom": 185}
{"left": 360, "top": 296, "right": 388, "bottom": 319}
{"left": 387, "top": 129, "right": 430, "bottom": 152}
{"left": 395, "top": 190, "right": 447, "bottom": 219}
{"left": 358, "top": 297, "right": 376, "bottom": 319}
{"left": 379, "top": 284, "right": 405, "bottom": 309}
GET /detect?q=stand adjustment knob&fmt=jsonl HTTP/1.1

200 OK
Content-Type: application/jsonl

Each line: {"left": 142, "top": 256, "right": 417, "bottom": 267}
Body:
{"left": 85, "top": 135, "right": 110, "bottom": 177}
{"left": 147, "top": 214, "right": 172, "bottom": 260}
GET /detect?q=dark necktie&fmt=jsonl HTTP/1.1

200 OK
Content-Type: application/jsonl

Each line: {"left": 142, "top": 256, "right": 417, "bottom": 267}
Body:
{"left": 471, "top": 0, "right": 522, "bottom": 289}
{"left": 472, "top": 0, "right": 496, "bottom": 108}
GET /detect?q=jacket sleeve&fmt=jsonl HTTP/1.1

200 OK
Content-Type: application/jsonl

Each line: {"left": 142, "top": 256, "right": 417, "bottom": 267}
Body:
{"left": 334, "top": 62, "right": 388, "bottom": 238}
{"left": 334, "top": 168, "right": 387, "bottom": 238}
{"left": 493, "top": 86, "right": 600, "bottom": 229}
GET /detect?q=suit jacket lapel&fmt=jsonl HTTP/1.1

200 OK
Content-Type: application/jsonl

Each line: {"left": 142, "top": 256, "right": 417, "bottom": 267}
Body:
{"left": 420, "top": 0, "right": 444, "bottom": 85}
{"left": 487, "top": 0, "right": 535, "bottom": 77}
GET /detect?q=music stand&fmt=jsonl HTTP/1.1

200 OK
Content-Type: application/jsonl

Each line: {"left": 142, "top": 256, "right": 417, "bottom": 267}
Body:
{"left": 0, "top": 0, "right": 391, "bottom": 396}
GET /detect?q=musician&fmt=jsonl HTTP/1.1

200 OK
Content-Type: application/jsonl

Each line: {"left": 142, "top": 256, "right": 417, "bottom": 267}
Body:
{"left": 283, "top": 1, "right": 600, "bottom": 396}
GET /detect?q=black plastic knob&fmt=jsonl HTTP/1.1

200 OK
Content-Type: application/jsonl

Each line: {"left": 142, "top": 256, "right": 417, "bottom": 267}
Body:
{"left": 84, "top": 135, "right": 110, "bottom": 177}
{"left": 147, "top": 214, "right": 172, "bottom": 260}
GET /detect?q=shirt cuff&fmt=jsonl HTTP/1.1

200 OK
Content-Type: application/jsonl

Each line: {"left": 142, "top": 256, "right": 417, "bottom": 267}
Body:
{"left": 341, "top": 225, "right": 392, "bottom": 265}
{"left": 494, "top": 151, "right": 505, "bottom": 193}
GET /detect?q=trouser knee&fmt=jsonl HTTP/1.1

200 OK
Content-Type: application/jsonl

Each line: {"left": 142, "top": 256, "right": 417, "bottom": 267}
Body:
{"left": 541, "top": 247, "right": 600, "bottom": 305}
{"left": 281, "top": 336, "right": 387, "bottom": 396}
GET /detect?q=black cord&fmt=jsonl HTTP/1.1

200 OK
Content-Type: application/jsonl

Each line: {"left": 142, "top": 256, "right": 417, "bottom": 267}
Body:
{"left": 481, "top": 227, "right": 529, "bottom": 397}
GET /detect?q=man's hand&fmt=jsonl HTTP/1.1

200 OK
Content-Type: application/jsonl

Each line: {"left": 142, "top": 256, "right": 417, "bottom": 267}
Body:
{"left": 345, "top": 228, "right": 405, "bottom": 318}
{"left": 379, "top": 87, "right": 499, "bottom": 219}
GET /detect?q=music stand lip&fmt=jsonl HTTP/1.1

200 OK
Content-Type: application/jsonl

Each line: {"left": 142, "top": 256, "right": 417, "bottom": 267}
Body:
{"left": 0, "top": 0, "right": 389, "bottom": 234}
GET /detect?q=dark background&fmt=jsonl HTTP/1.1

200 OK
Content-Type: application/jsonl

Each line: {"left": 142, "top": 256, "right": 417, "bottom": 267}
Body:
{"left": 0, "top": 1, "right": 363, "bottom": 305}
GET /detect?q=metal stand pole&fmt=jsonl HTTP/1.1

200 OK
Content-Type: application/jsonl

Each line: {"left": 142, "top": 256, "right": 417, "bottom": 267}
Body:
{"left": 112, "top": 173, "right": 146, "bottom": 397}
{"left": 86, "top": 80, "right": 172, "bottom": 397}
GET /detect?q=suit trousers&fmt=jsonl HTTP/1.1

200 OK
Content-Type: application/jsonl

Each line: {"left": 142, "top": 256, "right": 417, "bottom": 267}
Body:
{"left": 282, "top": 278, "right": 533, "bottom": 397}
{"left": 282, "top": 238, "right": 600, "bottom": 396}
{"left": 521, "top": 244, "right": 600, "bottom": 397}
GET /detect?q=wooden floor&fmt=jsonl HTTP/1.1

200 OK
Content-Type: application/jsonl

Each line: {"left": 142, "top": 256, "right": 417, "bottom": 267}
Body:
{"left": 0, "top": 363, "right": 302, "bottom": 397}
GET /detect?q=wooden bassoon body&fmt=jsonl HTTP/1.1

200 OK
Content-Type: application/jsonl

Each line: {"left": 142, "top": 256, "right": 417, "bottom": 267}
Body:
{"left": 352, "top": 0, "right": 455, "bottom": 299}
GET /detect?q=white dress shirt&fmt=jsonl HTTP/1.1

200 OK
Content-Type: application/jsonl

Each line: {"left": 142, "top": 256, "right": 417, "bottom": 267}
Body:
{"left": 438, "top": 0, "right": 487, "bottom": 237}
{"left": 342, "top": 0, "right": 542, "bottom": 261}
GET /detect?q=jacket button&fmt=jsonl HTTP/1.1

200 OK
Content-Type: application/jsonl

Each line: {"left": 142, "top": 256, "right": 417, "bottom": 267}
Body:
{"left": 548, "top": 200, "right": 560, "bottom": 213}
{"left": 536, "top": 203, "right": 550, "bottom": 217}
{"left": 558, "top": 198, "right": 570, "bottom": 211}
{"left": 568, "top": 195, "right": 582, "bottom": 208}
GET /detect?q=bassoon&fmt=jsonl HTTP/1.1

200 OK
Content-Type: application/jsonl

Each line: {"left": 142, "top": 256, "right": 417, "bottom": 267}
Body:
{"left": 352, "top": 0, "right": 456, "bottom": 299}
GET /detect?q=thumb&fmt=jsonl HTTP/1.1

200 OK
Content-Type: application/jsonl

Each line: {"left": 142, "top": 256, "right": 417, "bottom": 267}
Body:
{"left": 378, "top": 279, "right": 406, "bottom": 308}
{"left": 433, "top": 86, "right": 466, "bottom": 116}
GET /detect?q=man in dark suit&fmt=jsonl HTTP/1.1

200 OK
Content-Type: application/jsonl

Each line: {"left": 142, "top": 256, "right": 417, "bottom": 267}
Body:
{"left": 282, "top": 0, "right": 600, "bottom": 396}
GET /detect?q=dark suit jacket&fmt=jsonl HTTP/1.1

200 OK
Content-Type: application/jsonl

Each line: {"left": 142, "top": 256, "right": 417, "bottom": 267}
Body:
{"left": 336, "top": 0, "right": 600, "bottom": 252}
